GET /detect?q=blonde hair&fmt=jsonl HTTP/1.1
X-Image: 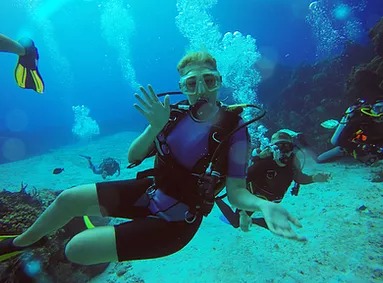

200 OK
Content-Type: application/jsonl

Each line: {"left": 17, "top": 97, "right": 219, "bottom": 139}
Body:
{"left": 177, "top": 51, "right": 217, "bottom": 75}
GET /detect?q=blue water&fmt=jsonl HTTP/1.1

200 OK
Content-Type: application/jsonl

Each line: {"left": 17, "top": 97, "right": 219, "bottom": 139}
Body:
{"left": 0, "top": 0, "right": 382, "bottom": 163}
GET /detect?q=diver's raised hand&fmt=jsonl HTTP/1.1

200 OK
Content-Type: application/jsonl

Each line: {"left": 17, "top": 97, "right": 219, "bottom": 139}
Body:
{"left": 260, "top": 202, "right": 307, "bottom": 242}
{"left": 134, "top": 85, "right": 170, "bottom": 132}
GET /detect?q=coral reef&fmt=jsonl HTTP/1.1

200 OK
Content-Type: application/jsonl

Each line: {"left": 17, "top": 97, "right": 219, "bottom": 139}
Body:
{"left": 259, "top": 17, "right": 383, "bottom": 154}
{"left": 335, "top": 16, "right": 383, "bottom": 149}
{"left": 346, "top": 65, "right": 383, "bottom": 103}
{"left": 346, "top": 17, "right": 383, "bottom": 103}
{"left": 370, "top": 17, "right": 383, "bottom": 57}
{"left": 0, "top": 185, "right": 108, "bottom": 283}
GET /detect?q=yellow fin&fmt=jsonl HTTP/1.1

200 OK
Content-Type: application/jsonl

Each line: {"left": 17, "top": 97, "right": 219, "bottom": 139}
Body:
{"left": 0, "top": 251, "right": 23, "bottom": 262}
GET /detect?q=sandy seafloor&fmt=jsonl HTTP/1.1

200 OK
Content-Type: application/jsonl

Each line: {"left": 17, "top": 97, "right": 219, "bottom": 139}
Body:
{"left": 0, "top": 131, "right": 382, "bottom": 283}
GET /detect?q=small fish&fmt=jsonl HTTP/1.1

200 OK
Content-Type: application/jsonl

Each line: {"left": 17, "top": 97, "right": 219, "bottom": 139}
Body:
{"left": 53, "top": 168, "right": 64, "bottom": 175}
{"left": 320, "top": 119, "right": 339, "bottom": 129}
{"left": 279, "top": 128, "right": 300, "bottom": 137}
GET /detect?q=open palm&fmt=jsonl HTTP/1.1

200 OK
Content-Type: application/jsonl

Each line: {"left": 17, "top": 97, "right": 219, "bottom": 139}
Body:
{"left": 134, "top": 85, "right": 171, "bottom": 132}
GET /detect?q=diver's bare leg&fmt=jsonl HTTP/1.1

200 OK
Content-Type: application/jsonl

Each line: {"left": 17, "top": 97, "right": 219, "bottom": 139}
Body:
{"left": 0, "top": 34, "right": 25, "bottom": 55}
{"left": 13, "top": 184, "right": 102, "bottom": 247}
{"left": 65, "top": 226, "right": 118, "bottom": 264}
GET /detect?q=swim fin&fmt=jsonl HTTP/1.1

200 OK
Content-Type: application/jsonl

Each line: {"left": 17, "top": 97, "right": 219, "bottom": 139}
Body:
{"left": 14, "top": 38, "right": 45, "bottom": 94}
{"left": 83, "top": 215, "right": 95, "bottom": 229}
{"left": 79, "top": 154, "right": 92, "bottom": 161}
{"left": 0, "top": 235, "right": 48, "bottom": 262}
{"left": 216, "top": 199, "right": 239, "bottom": 228}
{"left": 0, "top": 235, "right": 24, "bottom": 262}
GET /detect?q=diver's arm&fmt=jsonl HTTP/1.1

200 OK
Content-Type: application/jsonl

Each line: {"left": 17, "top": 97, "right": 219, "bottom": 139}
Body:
{"left": 292, "top": 158, "right": 313, "bottom": 184}
{"left": 0, "top": 34, "right": 25, "bottom": 55}
{"left": 226, "top": 177, "right": 268, "bottom": 211}
{"left": 293, "top": 171, "right": 313, "bottom": 184}
{"left": 127, "top": 125, "right": 157, "bottom": 163}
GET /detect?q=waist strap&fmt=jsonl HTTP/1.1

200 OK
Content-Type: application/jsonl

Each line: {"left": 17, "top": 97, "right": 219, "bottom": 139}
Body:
{"left": 147, "top": 188, "right": 191, "bottom": 222}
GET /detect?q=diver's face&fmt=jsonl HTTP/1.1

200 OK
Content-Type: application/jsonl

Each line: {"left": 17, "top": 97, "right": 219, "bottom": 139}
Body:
{"left": 272, "top": 142, "right": 294, "bottom": 167}
{"left": 179, "top": 64, "right": 221, "bottom": 105}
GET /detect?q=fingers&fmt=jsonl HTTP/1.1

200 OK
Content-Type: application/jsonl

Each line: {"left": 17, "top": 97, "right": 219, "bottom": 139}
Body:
{"left": 133, "top": 85, "right": 168, "bottom": 125}
{"left": 134, "top": 93, "right": 150, "bottom": 110}
{"left": 139, "top": 85, "right": 160, "bottom": 106}
{"left": 164, "top": 95, "right": 170, "bottom": 111}
{"left": 136, "top": 85, "right": 163, "bottom": 109}
{"left": 133, "top": 104, "right": 148, "bottom": 119}
{"left": 139, "top": 86, "right": 152, "bottom": 103}
{"left": 265, "top": 214, "right": 307, "bottom": 242}
{"left": 148, "top": 85, "right": 160, "bottom": 102}
{"left": 287, "top": 214, "right": 302, "bottom": 228}
{"left": 269, "top": 224, "right": 307, "bottom": 242}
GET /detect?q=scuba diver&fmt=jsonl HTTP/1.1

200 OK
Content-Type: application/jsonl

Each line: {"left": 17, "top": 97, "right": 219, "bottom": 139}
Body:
{"left": 317, "top": 99, "right": 383, "bottom": 165}
{"left": 217, "top": 130, "right": 330, "bottom": 231}
{"left": 80, "top": 155, "right": 120, "bottom": 179}
{"left": 0, "top": 33, "right": 45, "bottom": 93}
{"left": 0, "top": 51, "right": 306, "bottom": 266}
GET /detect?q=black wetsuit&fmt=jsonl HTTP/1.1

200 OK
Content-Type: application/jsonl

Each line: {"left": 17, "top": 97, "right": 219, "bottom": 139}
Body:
{"left": 247, "top": 155, "right": 313, "bottom": 202}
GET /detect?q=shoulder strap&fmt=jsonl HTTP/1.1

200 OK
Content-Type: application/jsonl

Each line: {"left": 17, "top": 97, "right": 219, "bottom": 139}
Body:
{"left": 208, "top": 106, "right": 242, "bottom": 163}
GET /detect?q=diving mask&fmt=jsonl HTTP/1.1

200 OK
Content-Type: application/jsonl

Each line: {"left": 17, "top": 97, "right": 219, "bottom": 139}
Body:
{"left": 179, "top": 71, "right": 222, "bottom": 95}
{"left": 274, "top": 142, "right": 294, "bottom": 153}
{"left": 271, "top": 142, "right": 294, "bottom": 164}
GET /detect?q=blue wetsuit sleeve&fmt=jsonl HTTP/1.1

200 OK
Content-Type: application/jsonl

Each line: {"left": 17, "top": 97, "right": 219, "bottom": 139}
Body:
{"left": 227, "top": 125, "right": 250, "bottom": 178}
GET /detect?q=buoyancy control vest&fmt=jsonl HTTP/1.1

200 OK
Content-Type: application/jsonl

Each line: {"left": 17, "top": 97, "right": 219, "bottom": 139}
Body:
{"left": 134, "top": 99, "right": 247, "bottom": 217}
{"left": 154, "top": 100, "right": 245, "bottom": 216}
{"left": 130, "top": 91, "right": 266, "bottom": 217}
